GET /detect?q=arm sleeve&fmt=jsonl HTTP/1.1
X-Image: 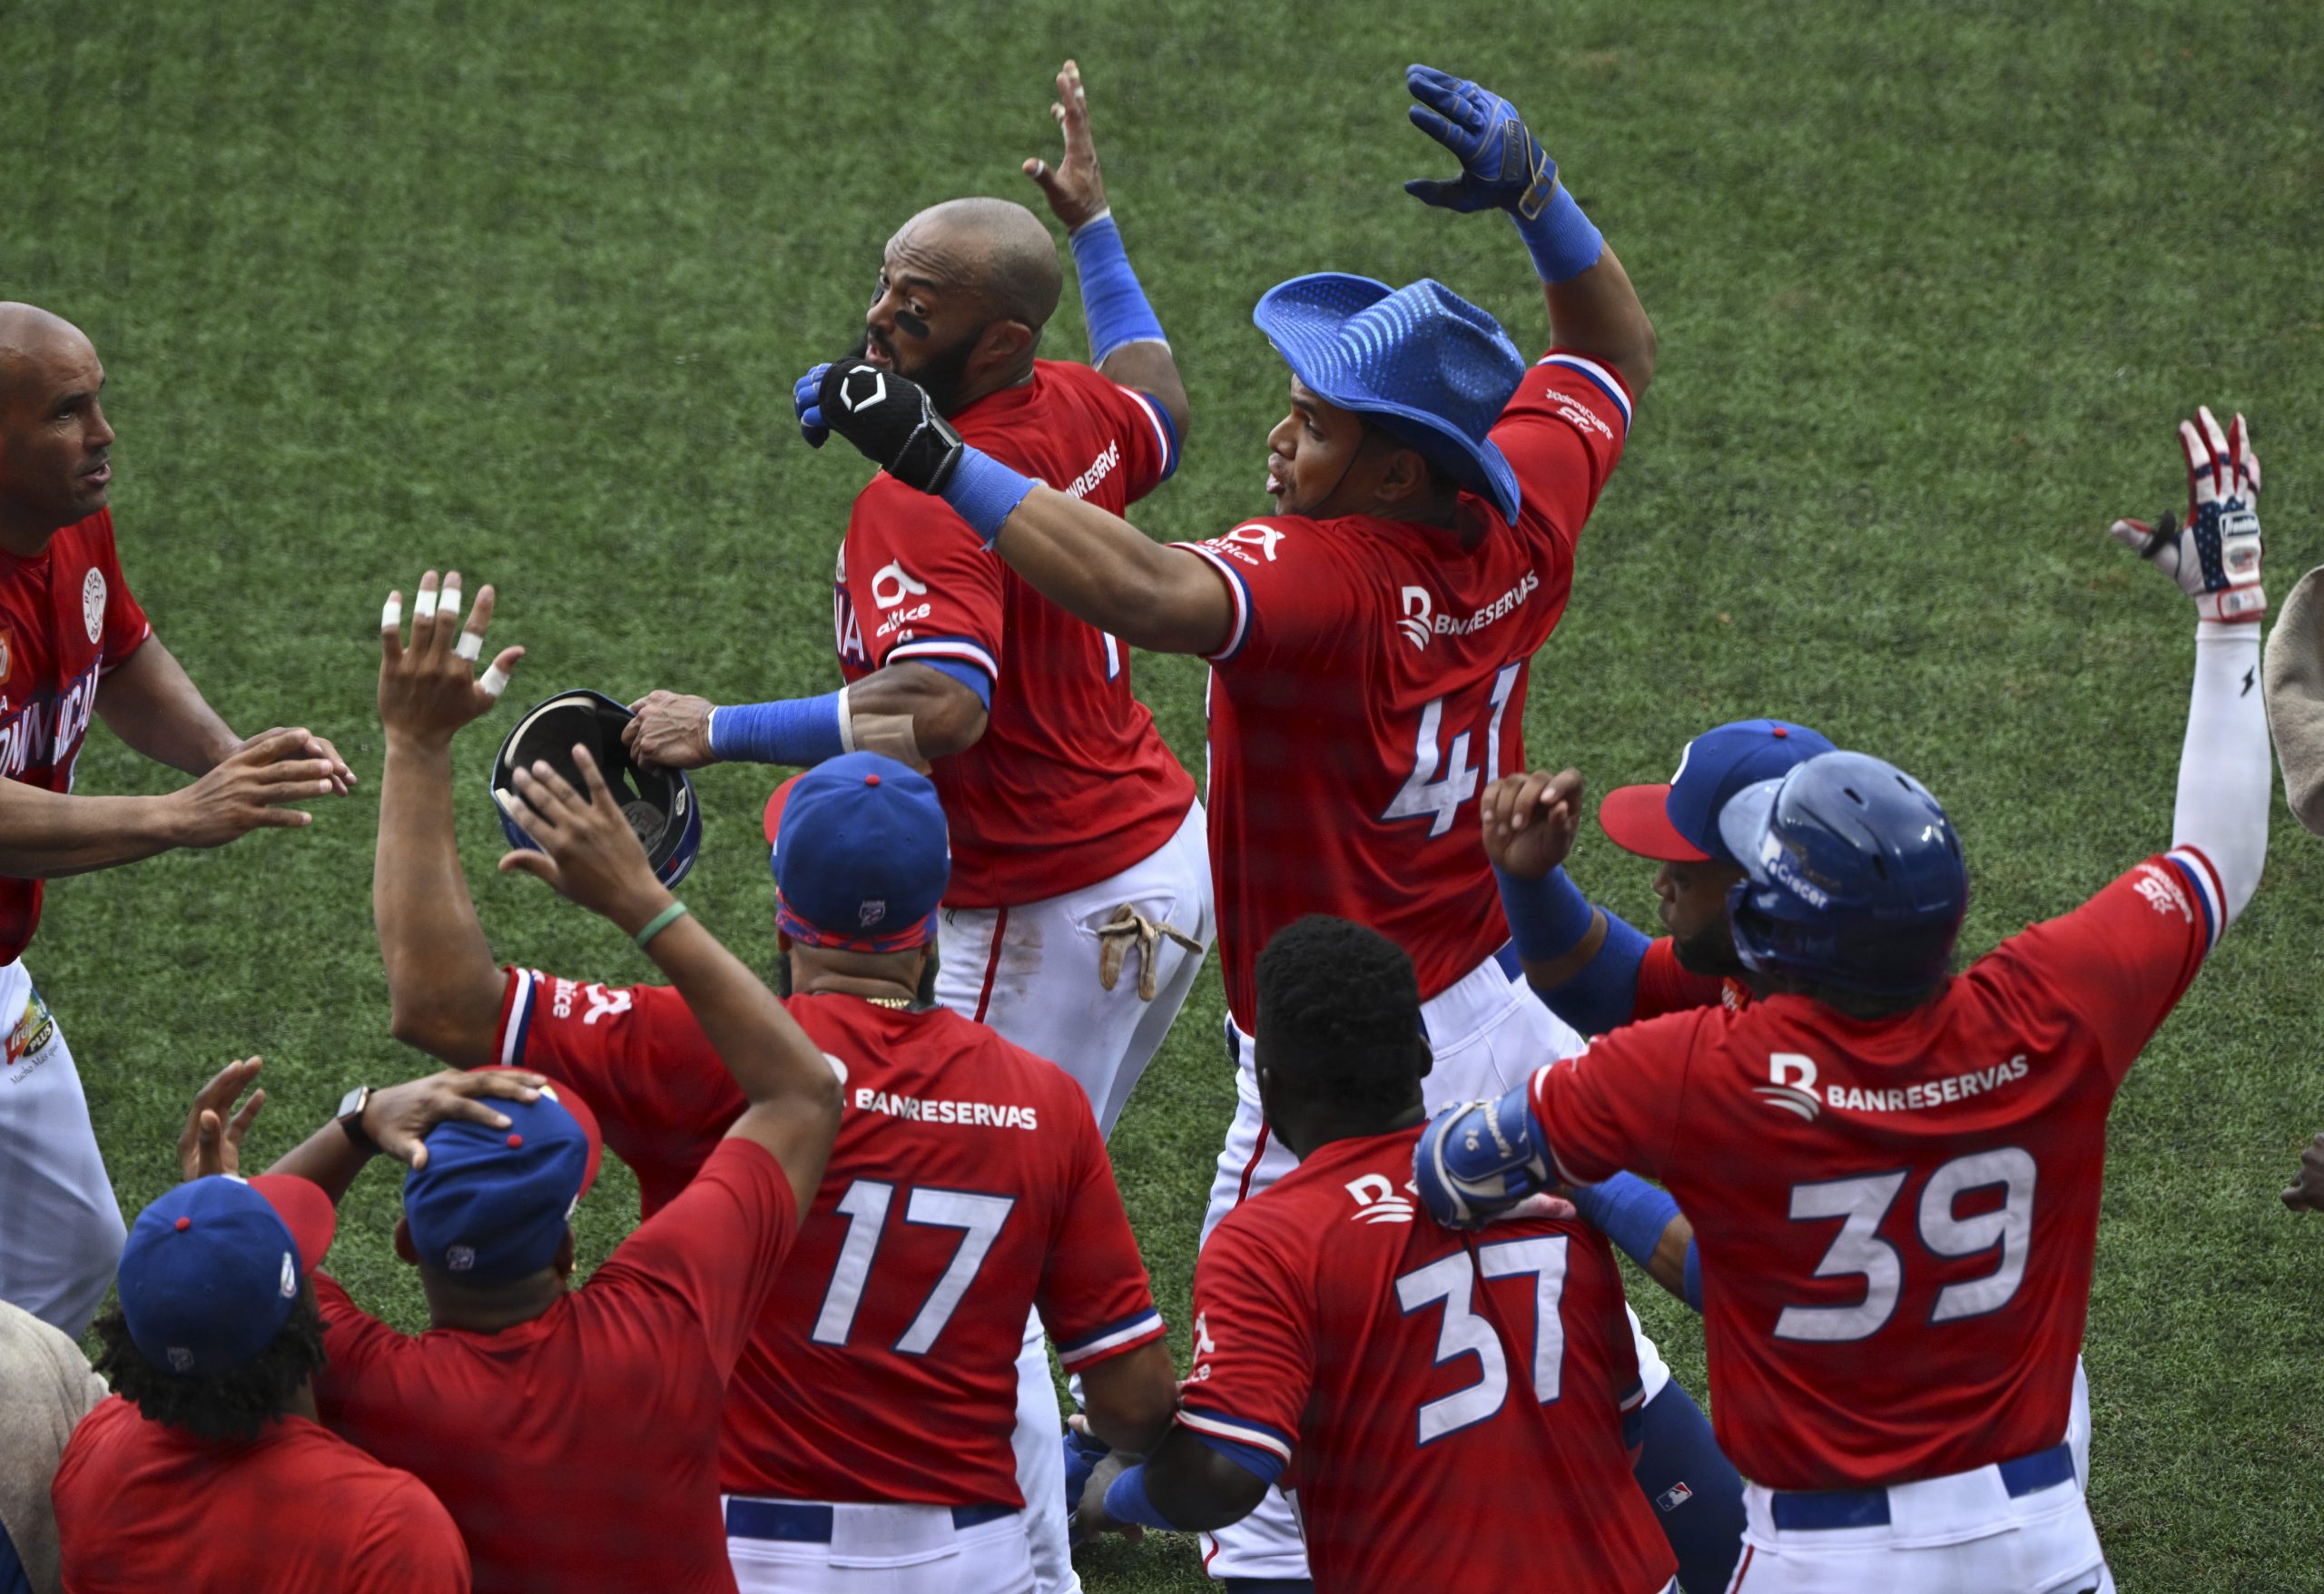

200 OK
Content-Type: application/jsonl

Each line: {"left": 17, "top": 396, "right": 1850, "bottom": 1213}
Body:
{"left": 1172, "top": 1215, "right": 1308, "bottom": 1485}
{"left": 1995, "top": 855, "right": 2213, "bottom": 1087}
{"left": 848, "top": 478, "right": 1008, "bottom": 693}
{"left": 1526, "top": 1013, "right": 1708, "bottom": 1185}
{"left": 1036, "top": 1113, "right": 1167, "bottom": 1373}
{"left": 494, "top": 969, "right": 743, "bottom": 1203}
{"left": 1168, "top": 520, "right": 1365, "bottom": 672}
{"left": 2170, "top": 622, "right": 2269, "bottom": 926}
{"left": 93, "top": 522, "right": 153, "bottom": 671}
{"left": 1630, "top": 936, "right": 1732, "bottom": 1022}
{"left": 349, "top": 1477, "right": 472, "bottom": 1592}
{"left": 1489, "top": 351, "right": 1633, "bottom": 556}
{"left": 584, "top": 1138, "right": 799, "bottom": 1381}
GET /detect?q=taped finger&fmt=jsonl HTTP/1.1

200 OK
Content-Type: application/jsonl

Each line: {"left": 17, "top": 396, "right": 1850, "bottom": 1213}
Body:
{"left": 414, "top": 586, "right": 439, "bottom": 623}
{"left": 381, "top": 595, "right": 403, "bottom": 633}
{"left": 438, "top": 576, "right": 463, "bottom": 625}
{"left": 478, "top": 662, "right": 511, "bottom": 698}
{"left": 455, "top": 631, "right": 484, "bottom": 661}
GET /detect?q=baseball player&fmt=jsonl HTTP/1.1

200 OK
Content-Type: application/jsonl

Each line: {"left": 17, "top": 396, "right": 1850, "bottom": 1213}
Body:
{"left": 802, "top": 65, "right": 1741, "bottom": 1589}
{"left": 1076, "top": 915, "right": 1679, "bottom": 1594}
{"left": 1415, "top": 409, "right": 2273, "bottom": 1591}
{"left": 54, "top": 1149, "right": 469, "bottom": 1591}
{"left": 0, "top": 301, "right": 352, "bottom": 1337}
{"left": 372, "top": 578, "right": 1176, "bottom": 1592}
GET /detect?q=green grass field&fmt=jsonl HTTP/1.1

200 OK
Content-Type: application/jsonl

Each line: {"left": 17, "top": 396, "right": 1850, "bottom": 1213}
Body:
{"left": 9, "top": 0, "right": 2322, "bottom": 1586}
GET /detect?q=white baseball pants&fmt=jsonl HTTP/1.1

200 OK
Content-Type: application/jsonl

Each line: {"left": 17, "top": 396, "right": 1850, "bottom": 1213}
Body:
{"left": 934, "top": 802, "right": 1212, "bottom": 1594}
{"left": 725, "top": 1500, "right": 1032, "bottom": 1594}
{"left": 1193, "top": 947, "right": 1670, "bottom": 1583}
{"left": 1727, "top": 1460, "right": 2109, "bottom": 1593}
{"left": 0, "top": 959, "right": 123, "bottom": 1339}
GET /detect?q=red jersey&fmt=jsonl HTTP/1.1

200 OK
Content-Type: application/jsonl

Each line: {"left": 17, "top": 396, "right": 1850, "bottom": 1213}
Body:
{"left": 1176, "top": 351, "right": 1632, "bottom": 1025}
{"left": 53, "top": 1398, "right": 468, "bottom": 1592}
{"left": 313, "top": 1138, "right": 797, "bottom": 1594}
{"left": 495, "top": 969, "right": 1166, "bottom": 1506}
{"left": 0, "top": 510, "right": 153, "bottom": 964}
{"left": 1529, "top": 851, "right": 2221, "bottom": 1490}
{"left": 1181, "top": 1129, "right": 1674, "bottom": 1594}
{"left": 835, "top": 360, "right": 1195, "bottom": 906}
{"left": 1630, "top": 936, "right": 1748, "bottom": 1023}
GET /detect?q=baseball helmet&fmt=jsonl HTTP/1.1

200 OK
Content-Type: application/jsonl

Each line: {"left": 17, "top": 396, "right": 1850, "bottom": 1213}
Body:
{"left": 491, "top": 689, "right": 702, "bottom": 889}
{"left": 1715, "top": 751, "right": 1967, "bottom": 997}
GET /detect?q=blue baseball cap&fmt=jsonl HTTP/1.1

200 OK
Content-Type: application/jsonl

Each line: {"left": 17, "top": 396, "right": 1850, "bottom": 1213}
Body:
{"left": 402, "top": 1073, "right": 604, "bottom": 1286}
{"left": 1253, "top": 274, "right": 1528, "bottom": 525}
{"left": 1598, "top": 719, "right": 1837, "bottom": 864}
{"left": 118, "top": 1174, "right": 337, "bottom": 1377}
{"left": 762, "top": 752, "right": 950, "bottom": 953}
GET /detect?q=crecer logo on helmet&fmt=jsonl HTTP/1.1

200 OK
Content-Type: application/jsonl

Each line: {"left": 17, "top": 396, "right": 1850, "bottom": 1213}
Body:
{"left": 1758, "top": 831, "right": 1830, "bottom": 908}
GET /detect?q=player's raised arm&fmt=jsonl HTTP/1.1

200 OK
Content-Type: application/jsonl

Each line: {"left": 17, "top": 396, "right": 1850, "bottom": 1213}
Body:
{"left": 801, "top": 359, "right": 1233, "bottom": 655}
{"left": 1403, "top": 64, "right": 1654, "bottom": 398}
{"left": 374, "top": 571, "right": 526, "bottom": 1069}
{"left": 2109, "top": 407, "right": 2270, "bottom": 930}
{"left": 496, "top": 745, "right": 842, "bottom": 1211}
{"left": 1022, "top": 57, "right": 1191, "bottom": 443}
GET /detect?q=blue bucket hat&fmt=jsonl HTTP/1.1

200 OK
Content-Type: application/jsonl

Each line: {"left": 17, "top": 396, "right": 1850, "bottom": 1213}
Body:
{"left": 1253, "top": 273, "right": 1528, "bottom": 525}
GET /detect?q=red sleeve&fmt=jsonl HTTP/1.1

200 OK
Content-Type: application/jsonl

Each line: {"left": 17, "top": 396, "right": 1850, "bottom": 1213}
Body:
{"left": 1169, "top": 518, "right": 1364, "bottom": 673}
{"left": 1490, "top": 351, "right": 1632, "bottom": 557}
{"left": 584, "top": 1138, "right": 798, "bottom": 1382}
{"left": 310, "top": 1274, "right": 409, "bottom": 1424}
{"left": 1527, "top": 1009, "right": 1714, "bottom": 1184}
{"left": 1172, "top": 1209, "right": 1307, "bottom": 1478}
{"left": 1038, "top": 1109, "right": 1166, "bottom": 1373}
{"left": 1630, "top": 937, "right": 1729, "bottom": 1022}
{"left": 348, "top": 1474, "right": 472, "bottom": 1591}
{"left": 847, "top": 478, "right": 1007, "bottom": 691}
{"left": 493, "top": 969, "right": 743, "bottom": 1206}
{"left": 1985, "top": 851, "right": 2214, "bottom": 1087}
{"left": 91, "top": 516, "right": 152, "bottom": 671}
{"left": 1049, "top": 362, "right": 1177, "bottom": 499}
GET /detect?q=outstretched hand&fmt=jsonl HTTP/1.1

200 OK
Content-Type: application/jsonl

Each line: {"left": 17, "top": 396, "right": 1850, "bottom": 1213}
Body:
{"left": 359, "top": 1069, "right": 549, "bottom": 1171}
{"left": 1403, "top": 64, "right": 1557, "bottom": 219}
{"left": 379, "top": 569, "right": 525, "bottom": 748}
{"left": 170, "top": 730, "right": 343, "bottom": 847}
{"left": 1023, "top": 59, "right": 1110, "bottom": 232}
{"left": 1481, "top": 768, "right": 1586, "bottom": 881}
{"left": 179, "top": 1057, "right": 267, "bottom": 1181}
{"left": 2106, "top": 407, "right": 2266, "bottom": 624}
{"left": 495, "top": 743, "right": 674, "bottom": 934}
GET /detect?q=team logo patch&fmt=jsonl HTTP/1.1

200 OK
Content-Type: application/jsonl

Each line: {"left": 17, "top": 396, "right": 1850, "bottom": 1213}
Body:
{"left": 1344, "top": 1172, "right": 1415, "bottom": 1225}
{"left": 1656, "top": 1481, "right": 1695, "bottom": 1511}
{"left": 82, "top": 568, "right": 104, "bottom": 644}
{"left": 1755, "top": 1052, "right": 1822, "bottom": 1121}
{"left": 167, "top": 1346, "right": 196, "bottom": 1373}
{"left": 279, "top": 1252, "right": 297, "bottom": 1298}
{"left": 858, "top": 899, "right": 888, "bottom": 928}
{"left": 446, "top": 1245, "right": 477, "bottom": 1272}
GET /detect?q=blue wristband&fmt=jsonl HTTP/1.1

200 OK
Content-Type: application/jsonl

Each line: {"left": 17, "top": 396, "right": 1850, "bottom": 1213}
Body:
{"left": 939, "top": 447, "right": 1038, "bottom": 547}
{"left": 708, "top": 691, "right": 848, "bottom": 766}
{"left": 1070, "top": 212, "right": 1170, "bottom": 364}
{"left": 1567, "top": 1171, "right": 1681, "bottom": 1272}
{"left": 1498, "top": 865, "right": 1597, "bottom": 964}
{"left": 1538, "top": 906, "right": 1650, "bottom": 1038}
{"left": 1512, "top": 184, "right": 1604, "bottom": 284}
{"left": 1682, "top": 1239, "right": 1703, "bottom": 1312}
{"left": 1102, "top": 1463, "right": 1179, "bottom": 1532}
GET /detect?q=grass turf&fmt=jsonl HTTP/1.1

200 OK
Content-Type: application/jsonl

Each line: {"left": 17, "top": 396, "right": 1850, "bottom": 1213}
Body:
{"left": 8, "top": 0, "right": 2322, "bottom": 1586}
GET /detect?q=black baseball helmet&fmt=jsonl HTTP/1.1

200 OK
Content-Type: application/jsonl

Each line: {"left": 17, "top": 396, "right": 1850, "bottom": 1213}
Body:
{"left": 490, "top": 689, "right": 701, "bottom": 889}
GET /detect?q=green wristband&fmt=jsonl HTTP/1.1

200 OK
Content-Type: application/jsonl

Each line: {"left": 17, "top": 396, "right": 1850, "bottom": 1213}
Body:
{"left": 634, "top": 900, "right": 689, "bottom": 950}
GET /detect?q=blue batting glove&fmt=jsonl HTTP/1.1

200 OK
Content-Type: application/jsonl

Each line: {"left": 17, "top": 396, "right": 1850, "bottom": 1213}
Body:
{"left": 1413, "top": 1089, "right": 1552, "bottom": 1228}
{"left": 794, "top": 362, "right": 832, "bottom": 448}
{"left": 1403, "top": 64, "right": 1557, "bottom": 221}
{"left": 1061, "top": 1424, "right": 1109, "bottom": 1521}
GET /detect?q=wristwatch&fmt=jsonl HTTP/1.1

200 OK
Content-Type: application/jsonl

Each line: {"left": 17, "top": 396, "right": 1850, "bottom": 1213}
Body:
{"left": 337, "top": 1085, "right": 377, "bottom": 1152}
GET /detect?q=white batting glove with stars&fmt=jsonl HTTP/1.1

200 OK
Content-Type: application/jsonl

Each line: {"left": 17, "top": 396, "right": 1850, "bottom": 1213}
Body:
{"left": 2111, "top": 405, "right": 2266, "bottom": 624}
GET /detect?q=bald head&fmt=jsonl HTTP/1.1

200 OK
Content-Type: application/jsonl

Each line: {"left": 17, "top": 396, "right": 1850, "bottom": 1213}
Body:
{"left": 892, "top": 199, "right": 1063, "bottom": 332}
{"left": 0, "top": 303, "right": 94, "bottom": 407}
{"left": 0, "top": 303, "right": 115, "bottom": 549}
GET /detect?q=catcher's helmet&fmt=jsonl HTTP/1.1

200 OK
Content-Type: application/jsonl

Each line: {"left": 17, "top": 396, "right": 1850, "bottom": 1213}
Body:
{"left": 1715, "top": 751, "right": 1966, "bottom": 997}
{"left": 491, "top": 690, "right": 702, "bottom": 889}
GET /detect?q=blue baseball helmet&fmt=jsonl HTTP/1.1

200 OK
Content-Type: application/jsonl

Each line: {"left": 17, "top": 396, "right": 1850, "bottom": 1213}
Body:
{"left": 1716, "top": 752, "right": 1967, "bottom": 996}
{"left": 491, "top": 689, "right": 702, "bottom": 889}
{"left": 1253, "top": 274, "right": 1527, "bottom": 524}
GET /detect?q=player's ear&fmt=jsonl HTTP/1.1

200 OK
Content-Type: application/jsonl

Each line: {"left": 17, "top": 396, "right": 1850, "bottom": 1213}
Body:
{"left": 391, "top": 1216, "right": 418, "bottom": 1267}
{"left": 978, "top": 319, "right": 1039, "bottom": 366}
{"left": 1375, "top": 444, "right": 1435, "bottom": 509}
{"left": 553, "top": 1228, "right": 576, "bottom": 1281}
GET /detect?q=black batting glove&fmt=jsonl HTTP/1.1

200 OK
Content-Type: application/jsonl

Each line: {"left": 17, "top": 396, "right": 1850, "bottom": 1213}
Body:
{"left": 816, "top": 359, "right": 966, "bottom": 495}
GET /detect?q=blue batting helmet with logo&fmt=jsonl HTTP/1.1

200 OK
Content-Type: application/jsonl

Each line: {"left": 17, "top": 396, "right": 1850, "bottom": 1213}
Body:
{"left": 1715, "top": 751, "right": 1968, "bottom": 997}
{"left": 1253, "top": 273, "right": 1527, "bottom": 525}
{"left": 491, "top": 690, "right": 702, "bottom": 889}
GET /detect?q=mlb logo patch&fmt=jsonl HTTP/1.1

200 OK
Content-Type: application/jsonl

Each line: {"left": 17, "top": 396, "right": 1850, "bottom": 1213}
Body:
{"left": 1656, "top": 1481, "right": 1694, "bottom": 1512}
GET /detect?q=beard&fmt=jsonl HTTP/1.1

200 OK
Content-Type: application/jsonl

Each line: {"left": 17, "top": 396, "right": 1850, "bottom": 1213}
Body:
{"left": 1671, "top": 920, "right": 1747, "bottom": 980}
{"left": 866, "top": 324, "right": 984, "bottom": 418}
